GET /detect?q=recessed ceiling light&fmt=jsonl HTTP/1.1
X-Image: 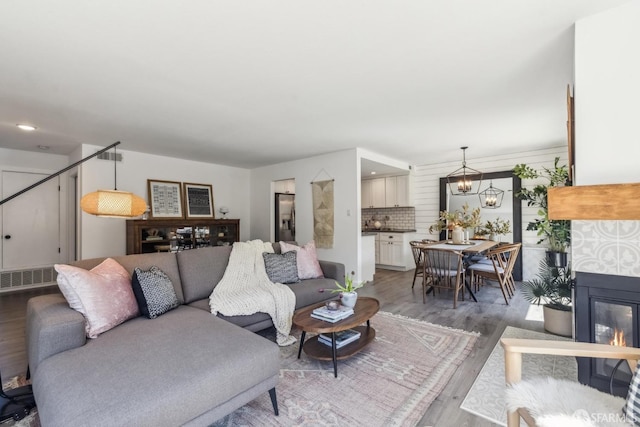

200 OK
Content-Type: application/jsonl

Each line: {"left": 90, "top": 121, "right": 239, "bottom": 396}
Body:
{"left": 17, "top": 124, "right": 37, "bottom": 131}
{"left": 370, "top": 171, "right": 377, "bottom": 175}
{"left": 37, "top": 145, "right": 50, "bottom": 150}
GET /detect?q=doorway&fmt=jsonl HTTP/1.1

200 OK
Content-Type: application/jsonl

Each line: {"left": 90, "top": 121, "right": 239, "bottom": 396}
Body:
{"left": 274, "top": 179, "right": 295, "bottom": 242}
{"left": 2, "top": 171, "right": 61, "bottom": 270}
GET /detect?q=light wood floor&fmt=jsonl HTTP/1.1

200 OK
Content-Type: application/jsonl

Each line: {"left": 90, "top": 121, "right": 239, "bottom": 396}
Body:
{"left": 0, "top": 269, "right": 544, "bottom": 427}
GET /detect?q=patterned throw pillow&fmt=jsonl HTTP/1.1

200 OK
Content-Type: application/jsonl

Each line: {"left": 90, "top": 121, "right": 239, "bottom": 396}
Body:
{"left": 624, "top": 360, "right": 640, "bottom": 426}
{"left": 132, "top": 266, "right": 180, "bottom": 319}
{"left": 280, "top": 240, "right": 324, "bottom": 279}
{"left": 55, "top": 258, "right": 139, "bottom": 339}
{"left": 262, "top": 251, "right": 300, "bottom": 284}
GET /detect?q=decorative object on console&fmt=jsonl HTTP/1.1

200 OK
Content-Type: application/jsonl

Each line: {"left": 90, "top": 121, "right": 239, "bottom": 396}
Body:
{"left": 147, "top": 179, "right": 184, "bottom": 219}
{"left": 183, "top": 182, "right": 214, "bottom": 219}
{"left": 479, "top": 180, "right": 505, "bottom": 209}
{"left": 54, "top": 258, "right": 139, "bottom": 338}
{"left": 447, "top": 146, "right": 483, "bottom": 196}
{"left": 219, "top": 206, "right": 229, "bottom": 218}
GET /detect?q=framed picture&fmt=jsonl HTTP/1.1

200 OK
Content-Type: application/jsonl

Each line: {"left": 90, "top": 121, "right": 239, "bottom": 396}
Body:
{"left": 183, "top": 182, "right": 214, "bottom": 218}
{"left": 147, "top": 179, "right": 184, "bottom": 219}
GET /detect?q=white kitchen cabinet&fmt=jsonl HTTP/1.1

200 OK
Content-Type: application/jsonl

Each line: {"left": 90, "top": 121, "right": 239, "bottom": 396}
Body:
{"left": 361, "top": 178, "right": 386, "bottom": 208}
{"left": 385, "top": 175, "right": 410, "bottom": 207}
{"left": 375, "top": 232, "right": 416, "bottom": 271}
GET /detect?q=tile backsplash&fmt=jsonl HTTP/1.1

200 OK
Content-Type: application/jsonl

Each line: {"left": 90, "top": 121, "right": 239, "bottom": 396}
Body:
{"left": 572, "top": 220, "right": 640, "bottom": 277}
{"left": 362, "top": 207, "right": 416, "bottom": 230}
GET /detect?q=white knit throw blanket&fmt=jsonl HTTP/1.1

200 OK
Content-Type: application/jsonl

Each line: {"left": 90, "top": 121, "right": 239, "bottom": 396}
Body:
{"left": 209, "top": 240, "right": 297, "bottom": 346}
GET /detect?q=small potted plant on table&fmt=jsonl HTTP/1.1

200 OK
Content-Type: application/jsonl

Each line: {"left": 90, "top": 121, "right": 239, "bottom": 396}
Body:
{"left": 321, "top": 271, "right": 366, "bottom": 308}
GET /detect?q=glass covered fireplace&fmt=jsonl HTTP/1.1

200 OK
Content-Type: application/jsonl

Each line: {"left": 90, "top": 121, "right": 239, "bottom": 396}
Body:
{"left": 575, "top": 272, "right": 640, "bottom": 397}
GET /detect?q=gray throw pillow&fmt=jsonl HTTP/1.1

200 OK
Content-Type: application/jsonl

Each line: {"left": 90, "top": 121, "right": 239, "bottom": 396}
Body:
{"left": 262, "top": 251, "right": 300, "bottom": 284}
{"left": 132, "top": 266, "right": 180, "bottom": 319}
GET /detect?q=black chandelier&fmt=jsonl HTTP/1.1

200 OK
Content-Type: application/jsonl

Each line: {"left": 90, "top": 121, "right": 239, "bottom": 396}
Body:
{"left": 479, "top": 180, "right": 505, "bottom": 208}
{"left": 446, "top": 146, "right": 483, "bottom": 196}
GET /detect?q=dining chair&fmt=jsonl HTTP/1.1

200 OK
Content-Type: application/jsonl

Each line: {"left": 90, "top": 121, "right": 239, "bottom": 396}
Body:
{"left": 501, "top": 337, "right": 640, "bottom": 427}
{"left": 409, "top": 241, "right": 425, "bottom": 289}
{"left": 467, "top": 243, "right": 521, "bottom": 304}
{"left": 422, "top": 247, "right": 465, "bottom": 308}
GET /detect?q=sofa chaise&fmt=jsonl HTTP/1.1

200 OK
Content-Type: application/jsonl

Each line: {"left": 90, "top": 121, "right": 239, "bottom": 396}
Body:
{"left": 26, "top": 244, "right": 344, "bottom": 426}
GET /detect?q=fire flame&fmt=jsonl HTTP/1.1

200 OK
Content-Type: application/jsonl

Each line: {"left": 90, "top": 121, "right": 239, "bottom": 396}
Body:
{"left": 610, "top": 328, "right": 627, "bottom": 347}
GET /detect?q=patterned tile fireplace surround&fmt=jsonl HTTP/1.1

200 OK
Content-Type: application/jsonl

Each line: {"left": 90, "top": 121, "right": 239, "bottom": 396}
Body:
{"left": 572, "top": 220, "right": 640, "bottom": 277}
{"left": 573, "top": 220, "right": 640, "bottom": 396}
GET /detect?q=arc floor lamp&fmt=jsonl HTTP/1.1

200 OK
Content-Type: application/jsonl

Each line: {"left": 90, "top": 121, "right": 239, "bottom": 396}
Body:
{"left": 0, "top": 141, "right": 146, "bottom": 218}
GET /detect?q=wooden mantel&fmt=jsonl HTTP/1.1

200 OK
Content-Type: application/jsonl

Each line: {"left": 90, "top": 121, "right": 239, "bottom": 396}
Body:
{"left": 548, "top": 183, "right": 640, "bottom": 220}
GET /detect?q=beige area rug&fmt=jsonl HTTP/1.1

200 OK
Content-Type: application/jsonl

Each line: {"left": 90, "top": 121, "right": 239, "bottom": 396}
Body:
{"left": 213, "top": 311, "right": 479, "bottom": 427}
{"left": 460, "top": 326, "right": 577, "bottom": 426}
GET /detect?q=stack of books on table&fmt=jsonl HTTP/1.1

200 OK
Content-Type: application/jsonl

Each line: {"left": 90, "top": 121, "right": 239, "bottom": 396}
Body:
{"left": 310, "top": 305, "right": 354, "bottom": 323}
{"left": 318, "top": 329, "right": 362, "bottom": 349}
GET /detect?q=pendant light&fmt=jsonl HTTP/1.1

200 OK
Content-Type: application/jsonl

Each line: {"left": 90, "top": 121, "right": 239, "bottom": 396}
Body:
{"left": 0, "top": 141, "right": 145, "bottom": 219}
{"left": 446, "top": 146, "right": 483, "bottom": 196}
{"left": 479, "top": 180, "right": 505, "bottom": 209}
{"left": 80, "top": 145, "right": 146, "bottom": 217}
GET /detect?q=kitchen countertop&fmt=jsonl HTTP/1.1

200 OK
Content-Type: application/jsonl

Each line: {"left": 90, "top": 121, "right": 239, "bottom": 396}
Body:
{"left": 361, "top": 228, "right": 417, "bottom": 234}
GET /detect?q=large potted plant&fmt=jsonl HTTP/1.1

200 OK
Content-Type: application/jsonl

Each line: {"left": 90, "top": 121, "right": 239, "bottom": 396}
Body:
{"left": 513, "top": 157, "right": 571, "bottom": 267}
{"left": 521, "top": 258, "right": 573, "bottom": 337}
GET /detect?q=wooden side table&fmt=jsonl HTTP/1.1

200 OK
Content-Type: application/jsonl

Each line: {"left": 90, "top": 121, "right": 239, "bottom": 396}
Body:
{"left": 292, "top": 297, "right": 380, "bottom": 378}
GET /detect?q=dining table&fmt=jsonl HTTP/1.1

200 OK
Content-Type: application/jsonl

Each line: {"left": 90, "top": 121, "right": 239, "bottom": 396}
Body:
{"left": 418, "top": 239, "right": 500, "bottom": 302}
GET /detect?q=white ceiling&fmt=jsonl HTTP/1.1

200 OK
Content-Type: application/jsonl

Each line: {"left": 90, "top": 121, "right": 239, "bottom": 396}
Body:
{"left": 0, "top": 0, "right": 630, "bottom": 169}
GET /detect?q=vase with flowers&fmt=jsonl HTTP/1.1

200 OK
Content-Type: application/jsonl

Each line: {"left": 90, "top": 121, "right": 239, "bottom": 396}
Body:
{"left": 319, "top": 271, "right": 365, "bottom": 308}
{"left": 429, "top": 203, "right": 481, "bottom": 243}
{"left": 477, "top": 217, "right": 511, "bottom": 242}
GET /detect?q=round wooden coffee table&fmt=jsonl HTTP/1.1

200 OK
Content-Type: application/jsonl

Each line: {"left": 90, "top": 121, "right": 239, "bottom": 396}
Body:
{"left": 292, "top": 297, "right": 380, "bottom": 378}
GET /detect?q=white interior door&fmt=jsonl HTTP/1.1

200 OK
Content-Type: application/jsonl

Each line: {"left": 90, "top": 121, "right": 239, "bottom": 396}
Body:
{"left": 2, "top": 171, "right": 60, "bottom": 269}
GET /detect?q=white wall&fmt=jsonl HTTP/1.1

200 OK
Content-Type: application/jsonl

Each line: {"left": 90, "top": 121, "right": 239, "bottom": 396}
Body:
{"left": 1, "top": 148, "right": 71, "bottom": 278}
{"left": 79, "top": 144, "right": 251, "bottom": 259}
{"left": 412, "top": 146, "right": 568, "bottom": 281}
{"left": 575, "top": 1, "right": 640, "bottom": 186}
{"left": 250, "top": 149, "right": 359, "bottom": 280}
{"left": 572, "top": 2, "right": 640, "bottom": 277}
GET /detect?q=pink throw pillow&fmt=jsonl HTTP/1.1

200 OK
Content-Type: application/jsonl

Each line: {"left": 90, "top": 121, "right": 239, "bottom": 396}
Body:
{"left": 280, "top": 241, "right": 324, "bottom": 280}
{"left": 55, "top": 258, "right": 139, "bottom": 339}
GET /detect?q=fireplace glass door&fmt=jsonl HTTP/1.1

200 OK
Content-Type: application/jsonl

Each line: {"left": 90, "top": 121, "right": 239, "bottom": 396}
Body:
{"left": 592, "top": 300, "right": 634, "bottom": 391}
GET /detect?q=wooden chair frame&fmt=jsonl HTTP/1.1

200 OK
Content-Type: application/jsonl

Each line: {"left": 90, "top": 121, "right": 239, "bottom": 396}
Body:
{"left": 422, "top": 247, "right": 465, "bottom": 308}
{"left": 409, "top": 241, "right": 425, "bottom": 289}
{"left": 501, "top": 338, "right": 640, "bottom": 427}
{"left": 469, "top": 243, "right": 521, "bottom": 304}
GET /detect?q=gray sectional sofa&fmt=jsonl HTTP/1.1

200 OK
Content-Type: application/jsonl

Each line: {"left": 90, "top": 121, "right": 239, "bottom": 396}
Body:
{"left": 26, "top": 244, "right": 344, "bottom": 426}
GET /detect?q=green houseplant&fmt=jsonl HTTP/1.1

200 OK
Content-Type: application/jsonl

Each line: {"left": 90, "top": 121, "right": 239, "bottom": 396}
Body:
{"left": 320, "top": 271, "right": 365, "bottom": 308}
{"left": 476, "top": 217, "right": 511, "bottom": 241}
{"left": 521, "top": 258, "right": 573, "bottom": 336}
{"left": 429, "top": 203, "right": 481, "bottom": 242}
{"left": 513, "top": 157, "right": 571, "bottom": 266}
